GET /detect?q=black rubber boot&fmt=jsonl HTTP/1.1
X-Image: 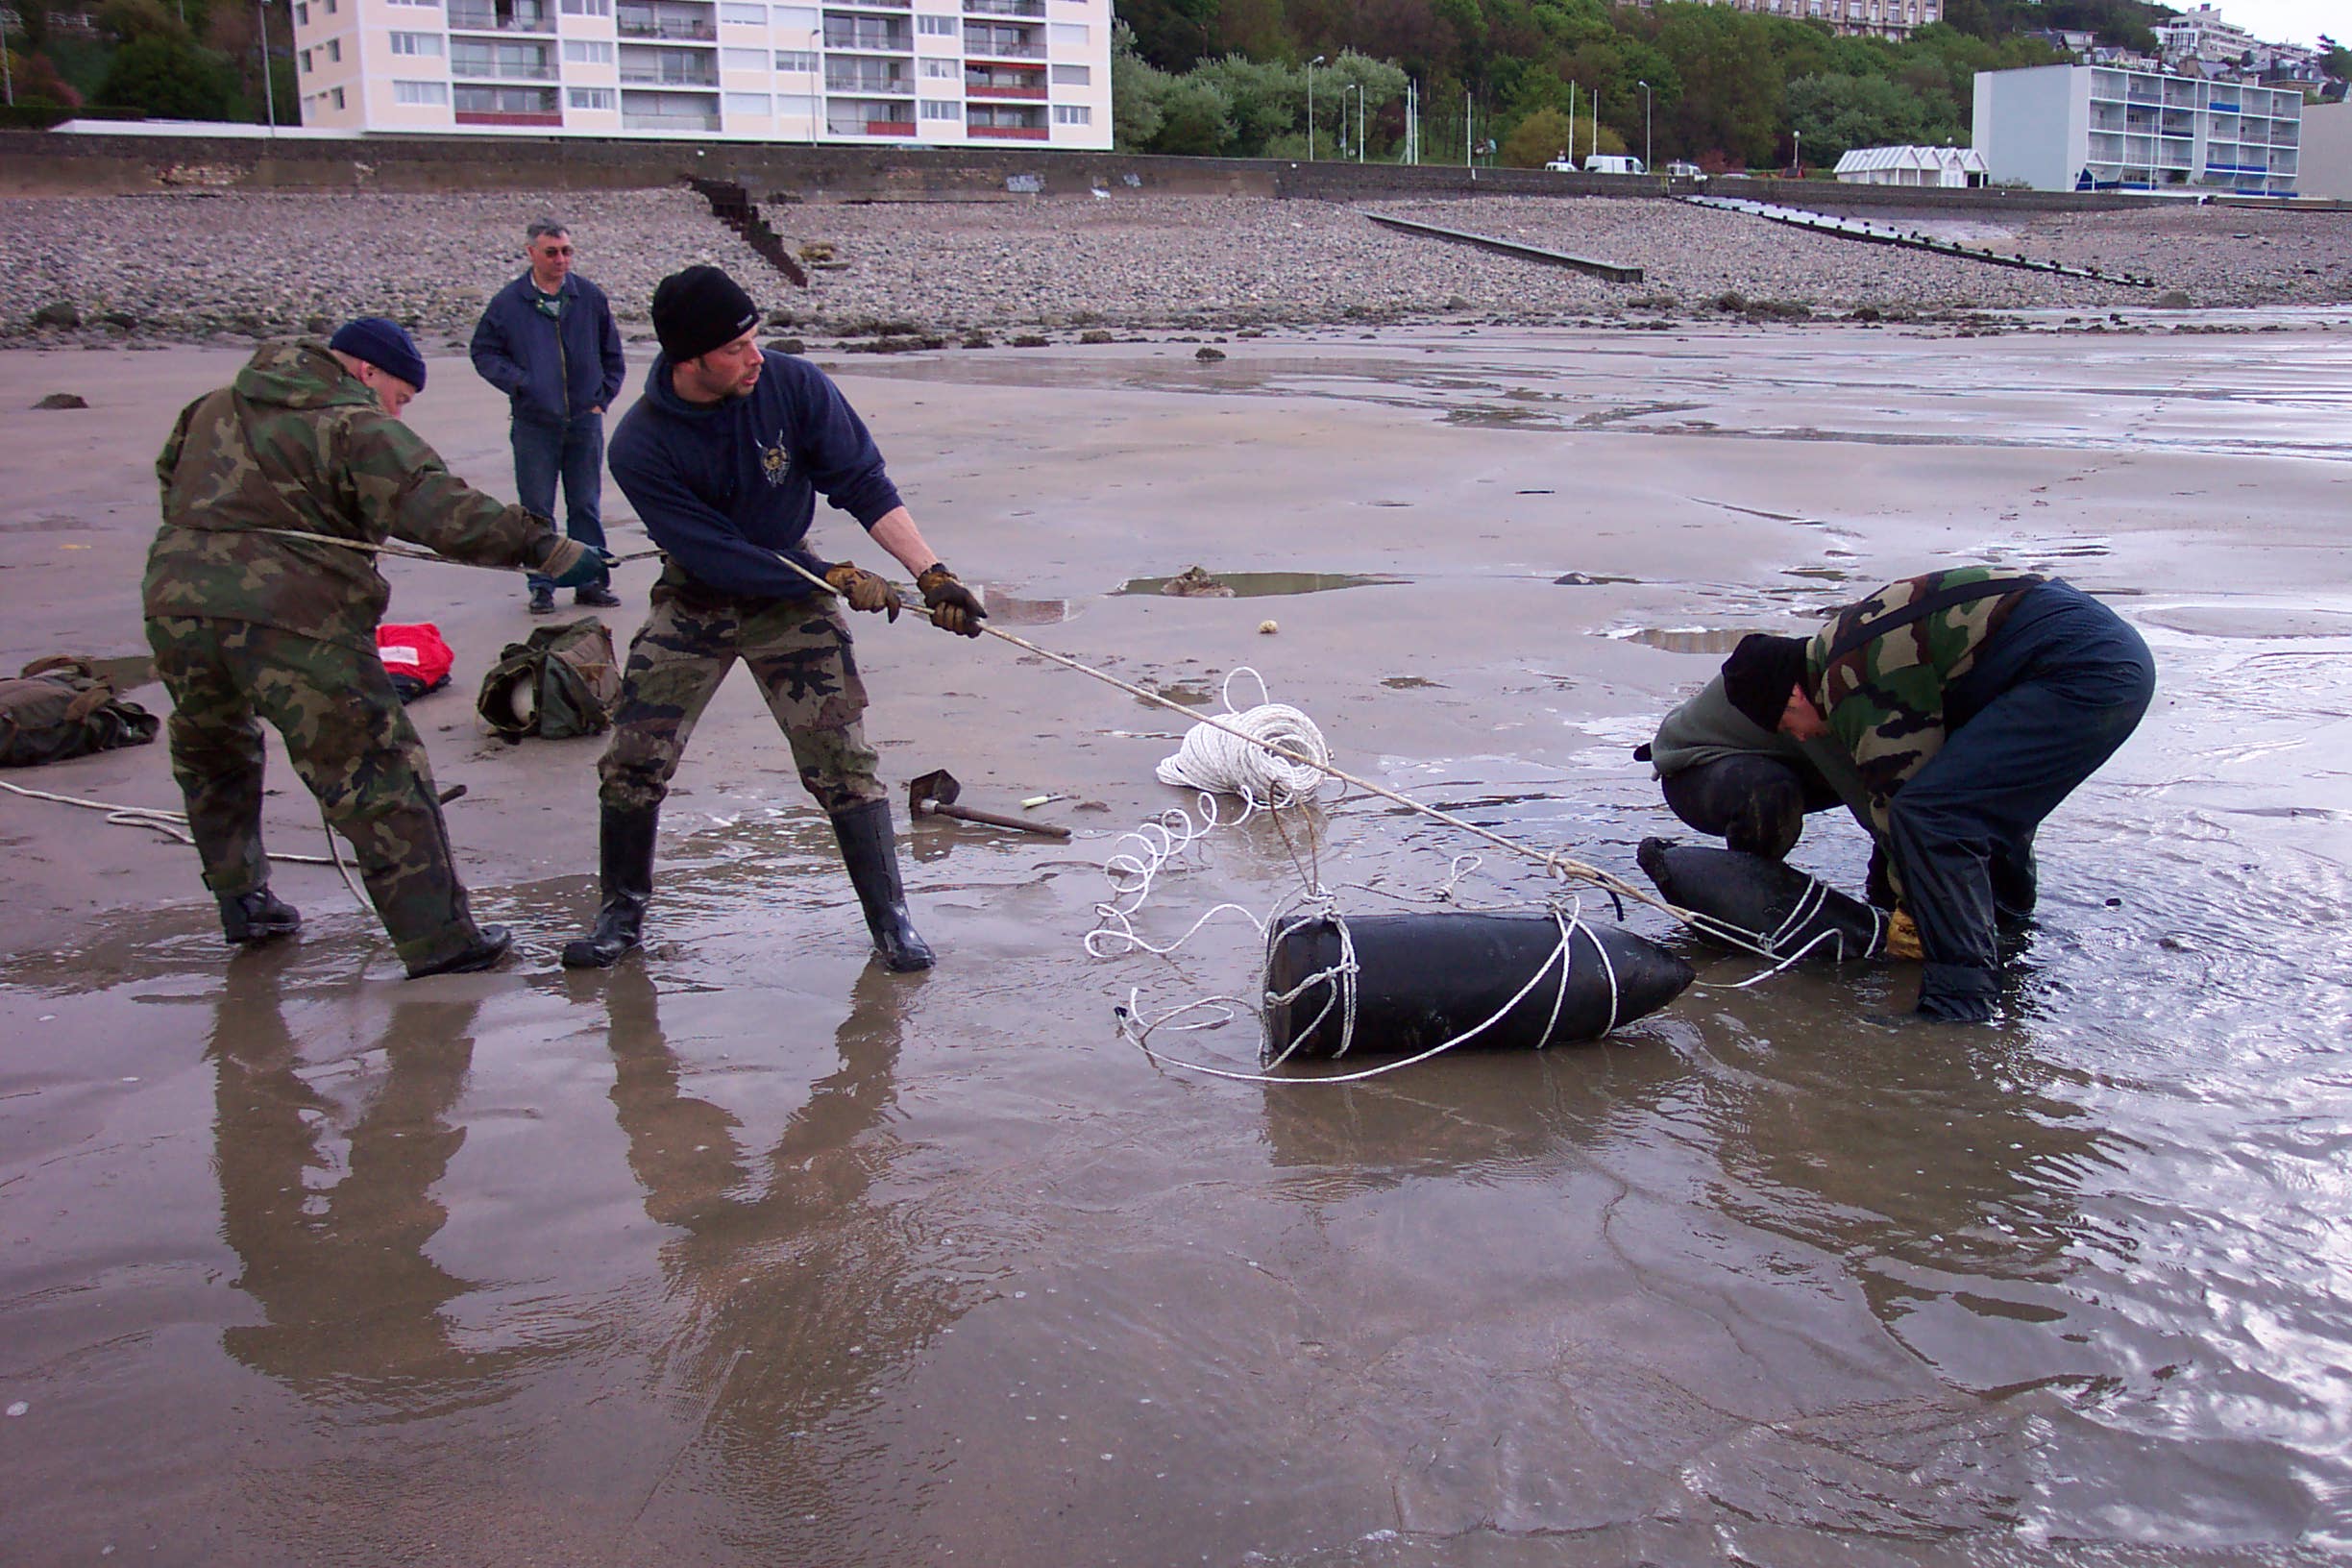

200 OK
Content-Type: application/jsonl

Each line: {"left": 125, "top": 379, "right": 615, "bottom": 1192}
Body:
{"left": 830, "top": 798, "right": 934, "bottom": 972}
{"left": 562, "top": 805, "right": 659, "bottom": 969}
{"left": 407, "top": 924, "right": 514, "bottom": 978}
{"left": 219, "top": 887, "right": 302, "bottom": 946}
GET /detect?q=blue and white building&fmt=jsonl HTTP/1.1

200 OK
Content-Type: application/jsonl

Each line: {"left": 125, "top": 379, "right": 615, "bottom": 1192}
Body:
{"left": 1973, "top": 62, "right": 2301, "bottom": 194}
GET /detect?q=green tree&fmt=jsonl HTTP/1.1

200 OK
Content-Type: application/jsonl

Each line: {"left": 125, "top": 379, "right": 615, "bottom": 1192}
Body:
{"left": 1501, "top": 104, "right": 1573, "bottom": 165}
{"left": 1151, "top": 74, "right": 1235, "bottom": 154}
{"left": 1786, "top": 69, "right": 1930, "bottom": 163}
{"left": 1111, "top": 23, "right": 1169, "bottom": 150}
{"left": 98, "top": 33, "right": 241, "bottom": 117}
{"left": 1193, "top": 53, "right": 1300, "bottom": 153}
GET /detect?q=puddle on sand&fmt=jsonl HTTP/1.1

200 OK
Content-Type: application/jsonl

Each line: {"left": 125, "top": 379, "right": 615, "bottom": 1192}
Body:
{"left": 1114, "top": 571, "right": 1409, "bottom": 598}
{"left": 1608, "top": 626, "right": 1754, "bottom": 654}
{"left": 974, "top": 590, "right": 1073, "bottom": 626}
{"left": 2138, "top": 604, "right": 2352, "bottom": 640}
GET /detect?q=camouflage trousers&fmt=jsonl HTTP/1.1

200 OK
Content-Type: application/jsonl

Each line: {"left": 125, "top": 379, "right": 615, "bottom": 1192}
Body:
{"left": 145, "top": 616, "right": 486, "bottom": 972}
{"left": 597, "top": 576, "right": 884, "bottom": 818}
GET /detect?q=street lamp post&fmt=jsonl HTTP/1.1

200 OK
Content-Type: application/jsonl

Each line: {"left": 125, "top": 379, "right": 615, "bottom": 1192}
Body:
{"left": 1793, "top": 128, "right": 1801, "bottom": 177}
{"left": 1637, "top": 79, "right": 1652, "bottom": 174}
{"left": 1306, "top": 55, "right": 1323, "bottom": 161}
{"left": 1341, "top": 83, "right": 1360, "bottom": 160}
{"left": 1355, "top": 80, "right": 1364, "bottom": 162}
{"left": 3, "top": 8, "right": 15, "bottom": 110}
{"left": 256, "top": 0, "right": 278, "bottom": 133}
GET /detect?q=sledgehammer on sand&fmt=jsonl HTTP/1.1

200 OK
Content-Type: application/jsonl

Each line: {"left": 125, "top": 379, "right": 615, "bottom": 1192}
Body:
{"left": 908, "top": 769, "right": 1071, "bottom": 840}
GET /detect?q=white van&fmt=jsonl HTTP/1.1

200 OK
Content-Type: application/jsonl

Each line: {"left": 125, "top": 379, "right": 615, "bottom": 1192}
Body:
{"left": 1582, "top": 154, "right": 1646, "bottom": 175}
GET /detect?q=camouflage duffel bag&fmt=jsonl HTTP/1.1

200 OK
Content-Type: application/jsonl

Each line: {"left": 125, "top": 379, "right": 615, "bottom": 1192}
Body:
{"left": 477, "top": 617, "right": 623, "bottom": 741}
{"left": 0, "top": 655, "right": 161, "bottom": 769}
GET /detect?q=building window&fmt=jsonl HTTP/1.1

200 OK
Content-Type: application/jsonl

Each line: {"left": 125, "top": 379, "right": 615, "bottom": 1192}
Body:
{"left": 560, "top": 0, "right": 611, "bottom": 11}
{"left": 917, "top": 13, "right": 954, "bottom": 35}
{"left": 386, "top": 0, "right": 442, "bottom": 7}
{"left": 331, "top": 86, "right": 347, "bottom": 107}
{"left": 919, "top": 55, "right": 955, "bottom": 77}
{"left": 722, "top": 45, "right": 766, "bottom": 68}
{"left": 326, "top": 37, "right": 342, "bottom": 60}
{"left": 1049, "top": 61, "right": 1087, "bottom": 85}
{"left": 293, "top": 1, "right": 307, "bottom": 22}
{"left": 570, "top": 85, "right": 616, "bottom": 108}
{"left": 563, "top": 37, "right": 613, "bottom": 60}
{"left": 395, "top": 78, "right": 451, "bottom": 103}
{"left": 774, "top": 90, "right": 814, "bottom": 114}
{"left": 1052, "top": 102, "right": 1088, "bottom": 124}
{"left": 774, "top": 49, "right": 817, "bottom": 70}
{"left": 299, "top": 47, "right": 312, "bottom": 70}
{"left": 390, "top": 31, "right": 443, "bottom": 54}
{"left": 323, "top": 0, "right": 335, "bottom": 12}
{"left": 719, "top": 2, "right": 765, "bottom": 21}
{"left": 772, "top": 3, "right": 817, "bottom": 26}
{"left": 1046, "top": 20, "right": 1086, "bottom": 46}
{"left": 725, "top": 90, "right": 772, "bottom": 112}
{"left": 919, "top": 98, "right": 960, "bottom": 119}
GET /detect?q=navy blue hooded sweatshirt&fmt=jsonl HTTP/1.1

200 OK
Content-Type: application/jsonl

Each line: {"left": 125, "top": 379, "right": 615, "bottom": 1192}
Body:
{"left": 607, "top": 349, "right": 904, "bottom": 600}
{"left": 469, "top": 272, "right": 627, "bottom": 425}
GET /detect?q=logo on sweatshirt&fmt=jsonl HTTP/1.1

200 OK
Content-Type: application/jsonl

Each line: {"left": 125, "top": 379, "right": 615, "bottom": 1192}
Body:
{"left": 761, "top": 431, "right": 792, "bottom": 486}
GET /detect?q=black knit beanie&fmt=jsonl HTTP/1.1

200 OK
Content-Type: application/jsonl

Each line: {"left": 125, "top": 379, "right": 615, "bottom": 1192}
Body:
{"left": 650, "top": 265, "right": 760, "bottom": 363}
{"left": 1721, "top": 633, "right": 1811, "bottom": 734}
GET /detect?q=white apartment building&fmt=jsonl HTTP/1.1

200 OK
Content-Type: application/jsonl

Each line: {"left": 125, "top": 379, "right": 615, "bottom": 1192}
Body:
{"left": 285, "top": 0, "right": 1113, "bottom": 147}
{"left": 1972, "top": 62, "right": 2301, "bottom": 194}
{"left": 2156, "top": 5, "right": 2257, "bottom": 67}
{"left": 1673, "top": 0, "right": 1940, "bottom": 42}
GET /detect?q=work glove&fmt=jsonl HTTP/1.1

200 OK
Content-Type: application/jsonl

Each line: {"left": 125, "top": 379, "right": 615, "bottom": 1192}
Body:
{"left": 1881, "top": 908, "right": 1923, "bottom": 963}
{"left": 823, "top": 561, "right": 904, "bottom": 621}
{"left": 544, "top": 540, "right": 616, "bottom": 590}
{"left": 917, "top": 562, "right": 987, "bottom": 638}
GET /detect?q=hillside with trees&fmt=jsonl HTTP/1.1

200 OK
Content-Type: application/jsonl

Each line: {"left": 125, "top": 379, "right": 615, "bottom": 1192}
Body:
{"left": 1112, "top": 0, "right": 2185, "bottom": 170}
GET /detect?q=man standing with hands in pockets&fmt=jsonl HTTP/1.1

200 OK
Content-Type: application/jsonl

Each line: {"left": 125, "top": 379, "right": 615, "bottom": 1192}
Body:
{"left": 470, "top": 218, "right": 625, "bottom": 614}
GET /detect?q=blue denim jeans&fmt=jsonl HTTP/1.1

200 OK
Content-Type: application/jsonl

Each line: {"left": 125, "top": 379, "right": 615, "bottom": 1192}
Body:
{"left": 514, "top": 413, "right": 606, "bottom": 591}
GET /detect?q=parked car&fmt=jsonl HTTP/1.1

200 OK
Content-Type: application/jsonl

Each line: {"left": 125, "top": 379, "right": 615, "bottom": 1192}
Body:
{"left": 1543, "top": 157, "right": 1578, "bottom": 172}
{"left": 1664, "top": 160, "right": 1707, "bottom": 180}
{"left": 1582, "top": 154, "right": 1646, "bottom": 175}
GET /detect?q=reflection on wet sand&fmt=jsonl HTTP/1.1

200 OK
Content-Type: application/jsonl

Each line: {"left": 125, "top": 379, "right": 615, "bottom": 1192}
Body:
{"left": 600, "top": 965, "right": 972, "bottom": 1555}
{"left": 211, "top": 964, "right": 527, "bottom": 1398}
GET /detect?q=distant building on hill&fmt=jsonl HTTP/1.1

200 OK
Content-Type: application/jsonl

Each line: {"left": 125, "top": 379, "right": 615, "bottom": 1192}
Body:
{"left": 1833, "top": 144, "right": 1988, "bottom": 186}
{"left": 2156, "top": 4, "right": 2258, "bottom": 67}
{"left": 1667, "top": 0, "right": 1939, "bottom": 42}
{"left": 283, "top": 0, "right": 1114, "bottom": 147}
{"left": 1973, "top": 61, "right": 2301, "bottom": 194}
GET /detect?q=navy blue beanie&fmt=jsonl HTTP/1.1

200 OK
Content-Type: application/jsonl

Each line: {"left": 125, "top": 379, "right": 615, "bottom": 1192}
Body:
{"left": 329, "top": 316, "right": 428, "bottom": 392}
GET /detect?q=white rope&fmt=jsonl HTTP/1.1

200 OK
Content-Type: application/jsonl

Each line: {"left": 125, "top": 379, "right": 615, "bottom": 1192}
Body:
{"left": 1152, "top": 669, "right": 1334, "bottom": 809}
{"left": 1, "top": 777, "right": 370, "bottom": 904}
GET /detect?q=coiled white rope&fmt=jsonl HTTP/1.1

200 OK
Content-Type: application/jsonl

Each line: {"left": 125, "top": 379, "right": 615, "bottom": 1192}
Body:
{"left": 1152, "top": 669, "right": 1333, "bottom": 809}
{"left": 2, "top": 776, "right": 375, "bottom": 910}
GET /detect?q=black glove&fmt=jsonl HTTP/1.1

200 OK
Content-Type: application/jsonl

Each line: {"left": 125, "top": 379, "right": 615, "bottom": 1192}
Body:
{"left": 547, "top": 544, "right": 615, "bottom": 590}
{"left": 824, "top": 561, "right": 903, "bottom": 621}
{"left": 917, "top": 562, "right": 987, "bottom": 638}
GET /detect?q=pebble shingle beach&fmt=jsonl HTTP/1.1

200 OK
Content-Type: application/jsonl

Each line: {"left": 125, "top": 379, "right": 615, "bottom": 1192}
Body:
{"left": 2, "top": 185, "right": 2348, "bottom": 345}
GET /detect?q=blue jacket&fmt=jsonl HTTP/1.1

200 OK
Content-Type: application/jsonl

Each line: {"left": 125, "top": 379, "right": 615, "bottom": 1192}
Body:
{"left": 469, "top": 272, "right": 626, "bottom": 425}
{"left": 608, "top": 350, "right": 904, "bottom": 600}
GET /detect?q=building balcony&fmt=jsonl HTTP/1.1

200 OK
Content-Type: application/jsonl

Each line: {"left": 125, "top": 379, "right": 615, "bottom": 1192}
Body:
{"left": 825, "top": 115, "right": 918, "bottom": 135}
{"left": 827, "top": 72, "right": 909, "bottom": 91}
{"left": 621, "top": 68, "right": 720, "bottom": 85}
{"left": 825, "top": 0, "right": 911, "bottom": 8}
{"left": 964, "top": 40, "right": 1042, "bottom": 60}
{"left": 453, "top": 61, "right": 559, "bottom": 79}
{"left": 963, "top": 0, "right": 1043, "bottom": 14}
{"left": 967, "top": 81, "right": 1044, "bottom": 99}
{"left": 968, "top": 121, "right": 1046, "bottom": 138}
{"left": 455, "top": 108, "right": 565, "bottom": 124}
{"left": 619, "top": 18, "right": 717, "bottom": 38}
{"left": 623, "top": 111, "right": 722, "bottom": 130}
{"left": 822, "top": 28, "right": 909, "bottom": 50}
{"left": 448, "top": 7, "right": 556, "bottom": 33}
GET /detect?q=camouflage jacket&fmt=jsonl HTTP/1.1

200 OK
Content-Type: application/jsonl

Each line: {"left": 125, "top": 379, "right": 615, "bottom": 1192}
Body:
{"left": 1805, "top": 567, "right": 2044, "bottom": 835}
{"left": 143, "top": 339, "right": 579, "bottom": 652}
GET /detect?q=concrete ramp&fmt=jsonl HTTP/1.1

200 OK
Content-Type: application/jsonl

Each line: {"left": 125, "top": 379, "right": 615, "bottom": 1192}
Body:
{"left": 1686, "top": 196, "right": 2157, "bottom": 287}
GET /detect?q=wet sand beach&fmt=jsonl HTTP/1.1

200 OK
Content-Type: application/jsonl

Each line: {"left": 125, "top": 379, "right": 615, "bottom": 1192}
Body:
{"left": 3, "top": 314, "right": 2352, "bottom": 1564}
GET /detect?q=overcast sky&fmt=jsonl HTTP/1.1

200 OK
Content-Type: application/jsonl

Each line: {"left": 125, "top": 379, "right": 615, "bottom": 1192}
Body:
{"left": 2193, "top": 0, "right": 2339, "bottom": 49}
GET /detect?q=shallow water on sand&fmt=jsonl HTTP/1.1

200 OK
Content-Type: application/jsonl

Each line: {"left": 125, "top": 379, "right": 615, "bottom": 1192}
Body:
{"left": 6, "top": 331, "right": 2352, "bottom": 1565}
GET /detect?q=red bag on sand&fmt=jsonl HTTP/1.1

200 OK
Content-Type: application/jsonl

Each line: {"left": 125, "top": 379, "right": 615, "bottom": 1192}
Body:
{"left": 377, "top": 623, "right": 455, "bottom": 703}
